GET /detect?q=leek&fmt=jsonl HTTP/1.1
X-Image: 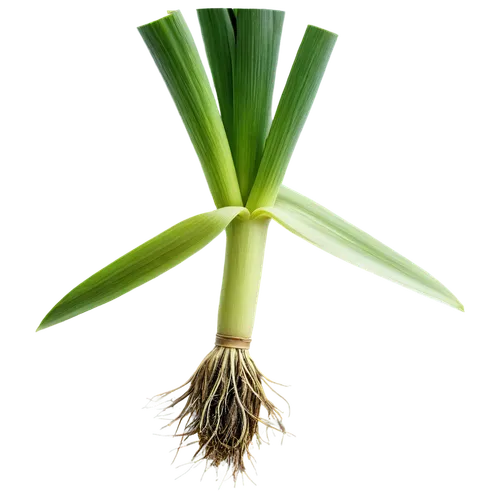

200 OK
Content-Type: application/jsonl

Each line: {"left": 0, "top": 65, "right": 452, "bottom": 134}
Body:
{"left": 37, "top": 8, "right": 463, "bottom": 482}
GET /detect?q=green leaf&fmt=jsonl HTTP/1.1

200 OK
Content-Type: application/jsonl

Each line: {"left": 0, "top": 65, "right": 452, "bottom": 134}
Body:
{"left": 246, "top": 25, "right": 337, "bottom": 211}
{"left": 232, "top": 9, "right": 285, "bottom": 203}
{"left": 138, "top": 11, "right": 242, "bottom": 208}
{"left": 37, "top": 207, "right": 249, "bottom": 331}
{"left": 253, "top": 186, "right": 463, "bottom": 311}
{"left": 197, "top": 9, "right": 236, "bottom": 151}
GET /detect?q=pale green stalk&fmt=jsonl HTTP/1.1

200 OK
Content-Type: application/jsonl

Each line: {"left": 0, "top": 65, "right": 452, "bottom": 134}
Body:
{"left": 138, "top": 11, "right": 242, "bottom": 208}
{"left": 217, "top": 218, "right": 270, "bottom": 338}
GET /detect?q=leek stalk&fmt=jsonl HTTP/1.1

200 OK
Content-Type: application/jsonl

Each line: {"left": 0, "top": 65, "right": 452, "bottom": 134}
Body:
{"left": 218, "top": 217, "right": 270, "bottom": 339}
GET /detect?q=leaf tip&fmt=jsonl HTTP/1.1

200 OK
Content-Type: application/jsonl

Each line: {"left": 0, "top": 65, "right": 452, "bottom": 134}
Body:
{"left": 32, "top": 323, "right": 42, "bottom": 335}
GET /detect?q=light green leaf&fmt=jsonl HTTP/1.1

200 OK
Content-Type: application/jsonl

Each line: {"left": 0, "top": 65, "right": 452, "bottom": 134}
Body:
{"left": 246, "top": 25, "right": 337, "bottom": 211}
{"left": 138, "top": 11, "right": 242, "bottom": 208}
{"left": 37, "top": 207, "right": 249, "bottom": 331}
{"left": 253, "top": 186, "right": 463, "bottom": 311}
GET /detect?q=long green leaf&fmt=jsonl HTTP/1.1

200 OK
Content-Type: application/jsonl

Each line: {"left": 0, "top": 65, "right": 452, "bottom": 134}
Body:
{"left": 138, "top": 11, "right": 242, "bottom": 208}
{"left": 197, "top": 9, "right": 236, "bottom": 151}
{"left": 246, "top": 25, "right": 337, "bottom": 211}
{"left": 253, "top": 186, "right": 463, "bottom": 311}
{"left": 233, "top": 9, "right": 285, "bottom": 203}
{"left": 37, "top": 207, "right": 249, "bottom": 331}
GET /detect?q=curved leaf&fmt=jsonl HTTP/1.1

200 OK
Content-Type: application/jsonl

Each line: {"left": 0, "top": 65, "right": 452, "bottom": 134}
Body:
{"left": 253, "top": 186, "right": 463, "bottom": 311}
{"left": 37, "top": 207, "right": 249, "bottom": 331}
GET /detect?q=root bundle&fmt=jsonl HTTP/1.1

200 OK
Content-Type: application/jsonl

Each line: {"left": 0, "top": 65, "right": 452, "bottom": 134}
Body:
{"left": 151, "top": 346, "right": 287, "bottom": 481}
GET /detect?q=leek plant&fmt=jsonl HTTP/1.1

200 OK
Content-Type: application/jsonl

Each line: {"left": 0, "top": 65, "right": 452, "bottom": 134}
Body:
{"left": 37, "top": 9, "right": 463, "bottom": 481}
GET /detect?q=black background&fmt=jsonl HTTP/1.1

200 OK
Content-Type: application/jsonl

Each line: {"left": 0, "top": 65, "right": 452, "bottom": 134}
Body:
{"left": 29, "top": 2, "right": 474, "bottom": 498}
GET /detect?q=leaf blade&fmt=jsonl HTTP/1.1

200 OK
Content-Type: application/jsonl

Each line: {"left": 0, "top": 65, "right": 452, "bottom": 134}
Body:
{"left": 197, "top": 8, "right": 236, "bottom": 150}
{"left": 232, "top": 9, "right": 285, "bottom": 202}
{"left": 138, "top": 11, "right": 242, "bottom": 208}
{"left": 254, "top": 186, "right": 463, "bottom": 311}
{"left": 37, "top": 207, "right": 248, "bottom": 331}
{"left": 246, "top": 25, "right": 337, "bottom": 211}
